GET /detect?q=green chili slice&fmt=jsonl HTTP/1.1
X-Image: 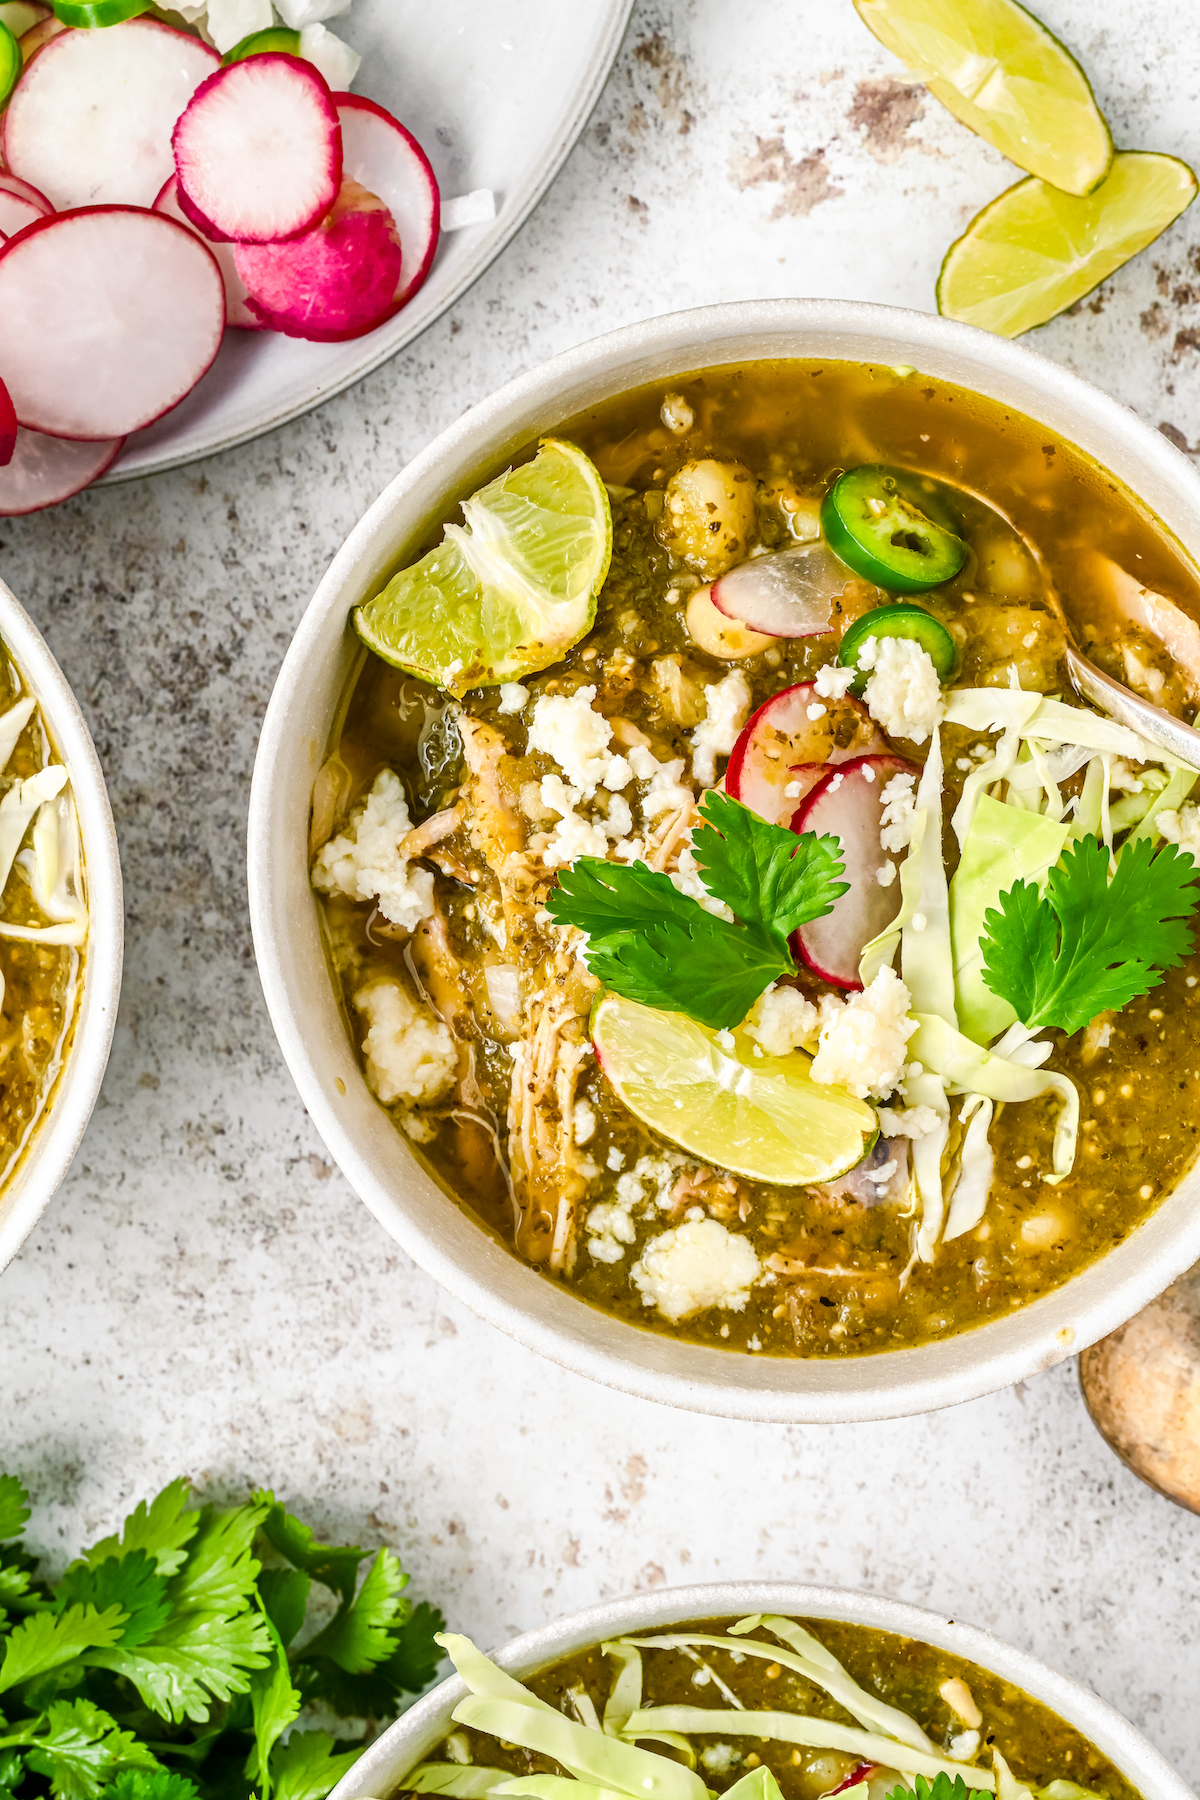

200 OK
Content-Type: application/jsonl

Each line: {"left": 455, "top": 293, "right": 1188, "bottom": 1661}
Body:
{"left": 223, "top": 25, "right": 301, "bottom": 61}
{"left": 0, "top": 18, "right": 18, "bottom": 105}
{"left": 821, "top": 463, "right": 967, "bottom": 592}
{"left": 51, "top": 0, "right": 152, "bottom": 23}
{"left": 838, "top": 602, "right": 957, "bottom": 690}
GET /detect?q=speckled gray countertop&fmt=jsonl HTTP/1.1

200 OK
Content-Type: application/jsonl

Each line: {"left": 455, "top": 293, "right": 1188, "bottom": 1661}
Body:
{"left": 2, "top": 0, "right": 1199, "bottom": 1786}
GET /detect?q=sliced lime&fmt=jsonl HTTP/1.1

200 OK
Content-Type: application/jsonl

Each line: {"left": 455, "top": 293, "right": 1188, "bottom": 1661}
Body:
{"left": 0, "top": 18, "right": 17, "bottom": 103}
{"left": 937, "top": 151, "right": 1198, "bottom": 337}
{"left": 854, "top": 0, "right": 1111, "bottom": 196}
{"left": 354, "top": 438, "right": 612, "bottom": 697}
{"left": 591, "top": 991, "right": 878, "bottom": 1187}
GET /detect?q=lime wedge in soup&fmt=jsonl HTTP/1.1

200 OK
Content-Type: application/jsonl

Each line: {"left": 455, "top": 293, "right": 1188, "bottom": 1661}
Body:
{"left": 937, "top": 151, "right": 1199, "bottom": 337}
{"left": 853, "top": 0, "right": 1112, "bottom": 196}
{"left": 591, "top": 992, "right": 878, "bottom": 1187}
{"left": 354, "top": 437, "right": 612, "bottom": 697}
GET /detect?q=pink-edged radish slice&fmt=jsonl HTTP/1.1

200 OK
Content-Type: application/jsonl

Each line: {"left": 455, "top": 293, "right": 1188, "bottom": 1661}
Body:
{"left": 173, "top": 54, "right": 341, "bottom": 244}
{"left": 0, "top": 206, "right": 224, "bottom": 438}
{"left": 0, "top": 171, "right": 53, "bottom": 213}
{"left": 0, "top": 191, "right": 42, "bottom": 235}
{"left": 3, "top": 19, "right": 218, "bottom": 209}
{"left": 16, "top": 12, "right": 64, "bottom": 61}
{"left": 153, "top": 173, "right": 261, "bottom": 331}
{"left": 0, "top": 427, "right": 122, "bottom": 513}
{"left": 726, "top": 681, "right": 887, "bottom": 825}
{"left": 0, "top": 376, "right": 15, "bottom": 468}
{"left": 234, "top": 177, "right": 403, "bottom": 341}
{"left": 711, "top": 540, "right": 852, "bottom": 638}
{"left": 336, "top": 94, "right": 439, "bottom": 308}
{"left": 792, "top": 753, "right": 920, "bottom": 990}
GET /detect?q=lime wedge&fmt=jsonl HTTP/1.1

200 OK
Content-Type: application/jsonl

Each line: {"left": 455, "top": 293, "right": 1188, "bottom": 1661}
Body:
{"left": 591, "top": 992, "right": 878, "bottom": 1187}
{"left": 354, "top": 438, "right": 612, "bottom": 697}
{"left": 937, "top": 151, "right": 1198, "bottom": 337}
{"left": 854, "top": 0, "right": 1111, "bottom": 195}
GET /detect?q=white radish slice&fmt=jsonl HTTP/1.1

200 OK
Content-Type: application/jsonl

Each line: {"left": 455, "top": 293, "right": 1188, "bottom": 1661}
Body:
{"left": 0, "top": 190, "right": 43, "bottom": 236}
{"left": 16, "top": 12, "right": 64, "bottom": 61}
{"left": 0, "top": 428, "right": 122, "bottom": 514}
{"left": 336, "top": 94, "right": 439, "bottom": 306}
{"left": 0, "top": 171, "right": 53, "bottom": 214}
{"left": 711, "top": 541, "right": 850, "bottom": 638}
{"left": 3, "top": 20, "right": 218, "bottom": 210}
{"left": 0, "top": 207, "right": 224, "bottom": 438}
{"left": 726, "top": 681, "right": 886, "bottom": 825}
{"left": 153, "top": 173, "right": 261, "bottom": 331}
{"left": 234, "top": 177, "right": 402, "bottom": 340}
{"left": 173, "top": 54, "right": 341, "bottom": 244}
{"left": 793, "top": 753, "right": 919, "bottom": 991}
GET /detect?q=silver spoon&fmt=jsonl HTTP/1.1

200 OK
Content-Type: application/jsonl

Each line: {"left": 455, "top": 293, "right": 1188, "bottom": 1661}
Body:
{"left": 1063, "top": 639, "right": 1200, "bottom": 767}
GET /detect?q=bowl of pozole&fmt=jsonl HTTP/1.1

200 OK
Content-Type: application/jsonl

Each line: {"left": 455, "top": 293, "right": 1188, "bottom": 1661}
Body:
{"left": 329, "top": 1581, "right": 1192, "bottom": 1800}
{"left": 249, "top": 298, "right": 1200, "bottom": 1420}
{"left": 0, "top": 577, "right": 122, "bottom": 1273}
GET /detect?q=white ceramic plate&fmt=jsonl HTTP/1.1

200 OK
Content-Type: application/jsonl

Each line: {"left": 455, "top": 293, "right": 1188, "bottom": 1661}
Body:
{"left": 330, "top": 1582, "right": 1194, "bottom": 1800}
{"left": 99, "top": 0, "right": 633, "bottom": 483}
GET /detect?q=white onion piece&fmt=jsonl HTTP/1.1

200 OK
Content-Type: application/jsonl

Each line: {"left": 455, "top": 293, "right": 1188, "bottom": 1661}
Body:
{"left": 485, "top": 964, "right": 521, "bottom": 1032}
{"left": 710, "top": 541, "right": 852, "bottom": 637}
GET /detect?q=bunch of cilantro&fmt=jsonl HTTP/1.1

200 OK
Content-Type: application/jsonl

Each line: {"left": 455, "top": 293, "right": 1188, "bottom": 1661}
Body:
{"left": 0, "top": 1476, "right": 443, "bottom": 1800}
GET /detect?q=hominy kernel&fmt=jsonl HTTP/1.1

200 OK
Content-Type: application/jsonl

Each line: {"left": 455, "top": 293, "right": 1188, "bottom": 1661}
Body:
{"left": 1016, "top": 1154, "right": 1033, "bottom": 1169}
{"left": 1139, "top": 1184, "right": 1154, "bottom": 1199}
{"left": 1120, "top": 1083, "right": 1134, "bottom": 1098}
{"left": 1149, "top": 1008, "right": 1164, "bottom": 1021}
{"left": 1093, "top": 1089, "right": 1106, "bottom": 1104}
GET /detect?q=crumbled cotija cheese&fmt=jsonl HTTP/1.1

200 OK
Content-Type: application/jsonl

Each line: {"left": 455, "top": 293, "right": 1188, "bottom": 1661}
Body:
{"left": 585, "top": 1152, "right": 681, "bottom": 1264}
{"left": 353, "top": 978, "right": 456, "bottom": 1106}
{"left": 689, "top": 671, "right": 752, "bottom": 785}
{"left": 878, "top": 771, "right": 916, "bottom": 852}
{"left": 631, "top": 1219, "right": 760, "bottom": 1322}
{"left": 745, "top": 983, "right": 818, "bottom": 1055}
{"left": 810, "top": 964, "right": 916, "bottom": 1099}
{"left": 875, "top": 1102, "right": 941, "bottom": 1139}
{"left": 539, "top": 774, "right": 634, "bottom": 868}
{"left": 813, "top": 662, "right": 858, "bottom": 700}
{"left": 497, "top": 682, "right": 529, "bottom": 714}
{"left": 527, "top": 686, "right": 631, "bottom": 797}
{"left": 311, "top": 768, "right": 435, "bottom": 930}
{"left": 628, "top": 743, "right": 693, "bottom": 820}
{"left": 1157, "top": 801, "right": 1200, "bottom": 861}
{"left": 857, "top": 636, "right": 943, "bottom": 744}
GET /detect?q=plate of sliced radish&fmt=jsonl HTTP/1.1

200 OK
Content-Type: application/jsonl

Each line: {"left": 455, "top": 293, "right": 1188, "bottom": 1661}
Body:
{"left": 0, "top": 0, "right": 633, "bottom": 512}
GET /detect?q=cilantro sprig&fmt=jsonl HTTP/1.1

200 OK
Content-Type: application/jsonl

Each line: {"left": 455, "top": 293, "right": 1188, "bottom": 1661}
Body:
{"left": 0, "top": 1476, "right": 444, "bottom": 1800}
{"left": 981, "top": 833, "right": 1200, "bottom": 1035}
{"left": 885, "top": 1779, "right": 975, "bottom": 1800}
{"left": 545, "top": 790, "right": 846, "bottom": 1029}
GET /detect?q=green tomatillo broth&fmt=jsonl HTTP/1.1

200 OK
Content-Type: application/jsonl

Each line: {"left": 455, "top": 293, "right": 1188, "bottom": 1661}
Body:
{"left": 310, "top": 358, "right": 1200, "bottom": 1359}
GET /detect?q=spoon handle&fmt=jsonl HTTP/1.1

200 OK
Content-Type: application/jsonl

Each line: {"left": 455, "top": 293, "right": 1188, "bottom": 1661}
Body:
{"left": 1066, "top": 643, "right": 1200, "bottom": 768}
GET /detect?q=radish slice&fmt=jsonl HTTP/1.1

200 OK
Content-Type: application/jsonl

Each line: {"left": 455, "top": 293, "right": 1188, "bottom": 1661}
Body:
{"left": 711, "top": 541, "right": 851, "bottom": 638}
{"left": 0, "top": 377, "right": 15, "bottom": 468}
{"left": 234, "top": 177, "right": 403, "bottom": 340}
{"left": 16, "top": 12, "right": 64, "bottom": 60}
{"left": 3, "top": 19, "right": 218, "bottom": 209}
{"left": 726, "top": 681, "right": 887, "bottom": 825}
{"left": 0, "top": 206, "right": 224, "bottom": 438}
{"left": 0, "top": 427, "right": 121, "bottom": 513}
{"left": 0, "top": 188, "right": 43, "bottom": 235}
{"left": 173, "top": 53, "right": 341, "bottom": 244}
{"left": 0, "top": 171, "right": 53, "bottom": 213}
{"left": 336, "top": 94, "right": 439, "bottom": 307}
{"left": 792, "top": 753, "right": 920, "bottom": 990}
{"left": 153, "top": 173, "right": 261, "bottom": 330}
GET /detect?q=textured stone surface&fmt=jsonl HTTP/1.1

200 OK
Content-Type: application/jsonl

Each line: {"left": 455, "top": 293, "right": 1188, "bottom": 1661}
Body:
{"left": 3, "top": 0, "right": 1200, "bottom": 1785}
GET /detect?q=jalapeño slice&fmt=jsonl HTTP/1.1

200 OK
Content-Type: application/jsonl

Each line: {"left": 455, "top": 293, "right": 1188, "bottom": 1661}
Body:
{"left": 223, "top": 25, "right": 302, "bottom": 61}
{"left": 51, "top": 0, "right": 152, "bottom": 22}
{"left": 838, "top": 602, "right": 957, "bottom": 690}
{"left": 822, "top": 463, "right": 967, "bottom": 592}
{"left": 0, "top": 19, "right": 18, "bottom": 106}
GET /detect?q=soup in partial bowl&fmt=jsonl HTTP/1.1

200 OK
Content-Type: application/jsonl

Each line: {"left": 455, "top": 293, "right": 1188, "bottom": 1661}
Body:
{"left": 328, "top": 1583, "right": 1191, "bottom": 1800}
{"left": 0, "top": 575, "right": 122, "bottom": 1272}
{"left": 249, "top": 300, "right": 1200, "bottom": 1420}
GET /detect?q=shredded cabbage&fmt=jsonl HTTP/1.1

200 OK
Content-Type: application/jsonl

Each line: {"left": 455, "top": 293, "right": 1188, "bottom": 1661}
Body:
{"left": 451, "top": 1698, "right": 707, "bottom": 1800}
{"left": 909, "top": 1015, "right": 1078, "bottom": 1183}
{"left": 404, "top": 1768, "right": 516, "bottom": 1797}
{"left": 943, "top": 1094, "right": 995, "bottom": 1242}
{"left": 600, "top": 1642, "right": 643, "bottom": 1736}
{"left": 0, "top": 698, "right": 35, "bottom": 775}
{"left": 623, "top": 1709, "right": 995, "bottom": 1790}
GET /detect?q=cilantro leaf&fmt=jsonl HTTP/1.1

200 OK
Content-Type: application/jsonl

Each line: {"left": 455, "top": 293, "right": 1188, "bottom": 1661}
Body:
{"left": 582, "top": 912, "right": 792, "bottom": 1030}
{"left": 83, "top": 1484, "right": 198, "bottom": 1581}
{"left": 296, "top": 1550, "right": 407, "bottom": 1676}
{"left": 296, "top": 1601, "right": 446, "bottom": 1719}
{"left": 255, "top": 1498, "right": 368, "bottom": 1608}
{"left": 981, "top": 834, "right": 1200, "bottom": 1035}
{"left": 21, "top": 1700, "right": 158, "bottom": 1800}
{"left": 690, "top": 789, "right": 847, "bottom": 945}
{"left": 544, "top": 859, "right": 701, "bottom": 940}
{"left": 167, "top": 1505, "right": 267, "bottom": 1618}
{"left": 0, "top": 1606, "right": 126, "bottom": 1693}
{"left": 0, "top": 1749, "right": 23, "bottom": 1800}
{"left": 268, "top": 1733, "right": 361, "bottom": 1800}
{"left": 59, "top": 1556, "right": 170, "bottom": 1649}
{"left": 884, "top": 1780, "right": 973, "bottom": 1800}
{"left": 0, "top": 1478, "right": 30, "bottom": 1543}
{"left": 244, "top": 1618, "right": 301, "bottom": 1800}
{"left": 102, "top": 1774, "right": 202, "bottom": 1800}
{"left": 255, "top": 1571, "right": 310, "bottom": 1650}
{"left": 85, "top": 1606, "right": 272, "bottom": 1725}
{"left": 381, "top": 1601, "right": 446, "bottom": 1694}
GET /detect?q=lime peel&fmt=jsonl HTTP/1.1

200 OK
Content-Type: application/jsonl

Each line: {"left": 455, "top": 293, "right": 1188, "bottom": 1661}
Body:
{"left": 591, "top": 991, "right": 878, "bottom": 1187}
{"left": 937, "top": 151, "right": 1198, "bottom": 338}
{"left": 853, "top": 0, "right": 1112, "bottom": 196}
{"left": 354, "top": 437, "right": 612, "bottom": 697}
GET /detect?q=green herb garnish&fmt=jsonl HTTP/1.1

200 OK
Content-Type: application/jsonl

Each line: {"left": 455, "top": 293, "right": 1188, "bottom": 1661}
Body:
{"left": 0, "top": 1476, "right": 443, "bottom": 1800}
{"left": 980, "top": 833, "right": 1199, "bottom": 1034}
{"left": 545, "top": 790, "right": 846, "bottom": 1029}
{"left": 885, "top": 1778, "right": 975, "bottom": 1800}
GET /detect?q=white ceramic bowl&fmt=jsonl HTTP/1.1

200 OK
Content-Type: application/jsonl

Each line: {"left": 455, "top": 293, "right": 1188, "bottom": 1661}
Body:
{"left": 0, "top": 577, "right": 123, "bottom": 1274}
{"left": 328, "top": 1581, "right": 1192, "bottom": 1800}
{"left": 248, "top": 298, "right": 1200, "bottom": 1424}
